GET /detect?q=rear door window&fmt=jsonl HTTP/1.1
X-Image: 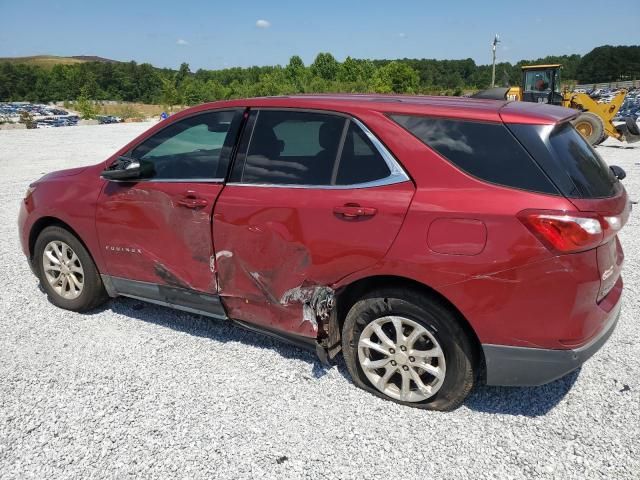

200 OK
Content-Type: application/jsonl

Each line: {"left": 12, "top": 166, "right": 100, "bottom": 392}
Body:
{"left": 240, "top": 110, "right": 345, "bottom": 185}
{"left": 390, "top": 115, "right": 558, "bottom": 194}
{"left": 235, "top": 110, "right": 397, "bottom": 187}
{"left": 508, "top": 122, "right": 618, "bottom": 198}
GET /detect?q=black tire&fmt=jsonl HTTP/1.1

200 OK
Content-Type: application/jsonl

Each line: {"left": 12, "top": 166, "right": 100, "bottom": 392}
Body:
{"left": 625, "top": 117, "right": 640, "bottom": 136}
{"left": 572, "top": 112, "right": 605, "bottom": 145}
{"left": 342, "top": 287, "right": 476, "bottom": 411}
{"left": 594, "top": 132, "right": 608, "bottom": 146}
{"left": 34, "top": 226, "right": 108, "bottom": 312}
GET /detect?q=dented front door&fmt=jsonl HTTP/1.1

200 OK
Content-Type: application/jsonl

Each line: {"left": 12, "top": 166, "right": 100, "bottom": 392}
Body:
{"left": 96, "top": 181, "right": 222, "bottom": 292}
{"left": 96, "top": 109, "right": 243, "bottom": 294}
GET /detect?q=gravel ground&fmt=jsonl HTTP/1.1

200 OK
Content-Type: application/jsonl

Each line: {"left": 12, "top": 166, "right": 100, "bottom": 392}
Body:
{"left": 1, "top": 123, "right": 639, "bottom": 479}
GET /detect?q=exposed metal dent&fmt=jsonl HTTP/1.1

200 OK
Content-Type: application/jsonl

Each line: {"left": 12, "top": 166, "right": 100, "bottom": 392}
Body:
{"left": 244, "top": 269, "right": 281, "bottom": 305}
{"left": 215, "top": 250, "right": 233, "bottom": 260}
{"left": 209, "top": 255, "right": 219, "bottom": 292}
{"left": 280, "top": 284, "right": 335, "bottom": 329}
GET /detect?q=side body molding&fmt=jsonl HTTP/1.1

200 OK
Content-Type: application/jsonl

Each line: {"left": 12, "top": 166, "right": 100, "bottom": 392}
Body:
{"left": 102, "top": 275, "right": 227, "bottom": 319}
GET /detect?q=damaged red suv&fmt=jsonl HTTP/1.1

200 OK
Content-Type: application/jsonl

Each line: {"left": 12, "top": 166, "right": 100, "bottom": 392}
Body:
{"left": 19, "top": 95, "right": 629, "bottom": 410}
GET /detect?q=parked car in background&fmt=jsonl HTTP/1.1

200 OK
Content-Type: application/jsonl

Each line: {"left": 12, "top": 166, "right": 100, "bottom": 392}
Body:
{"left": 18, "top": 95, "right": 629, "bottom": 410}
{"left": 97, "top": 115, "right": 122, "bottom": 124}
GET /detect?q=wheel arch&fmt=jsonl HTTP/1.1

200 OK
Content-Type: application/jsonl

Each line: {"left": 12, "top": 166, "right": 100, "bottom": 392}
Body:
{"left": 29, "top": 217, "right": 95, "bottom": 267}
{"left": 333, "top": 274, "right": 484, "bottom": 373}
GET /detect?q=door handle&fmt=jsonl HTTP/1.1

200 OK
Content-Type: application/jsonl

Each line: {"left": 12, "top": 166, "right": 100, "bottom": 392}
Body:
{"left": 333, "top": 204, "right": 377, "bottom": 219}
{"left": 178, "top": 192, "right": 208, "bottom": 209}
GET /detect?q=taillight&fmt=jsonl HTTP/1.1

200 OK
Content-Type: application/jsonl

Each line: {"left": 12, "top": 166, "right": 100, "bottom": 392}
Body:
{"left": 518, "top": 209, "right": 623, "bottom": 254}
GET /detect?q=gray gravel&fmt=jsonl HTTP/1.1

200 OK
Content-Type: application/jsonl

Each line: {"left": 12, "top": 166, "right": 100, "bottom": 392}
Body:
{"left": 1, "top": 123, "right": 639, "bottom": 479}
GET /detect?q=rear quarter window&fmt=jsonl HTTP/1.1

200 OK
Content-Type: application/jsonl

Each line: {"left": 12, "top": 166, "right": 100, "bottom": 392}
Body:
{"left": 508, "top": 122, "right": 618, "bottom": 199}
{"left": 390, "top": 115, "right": 558, "bottom": 195}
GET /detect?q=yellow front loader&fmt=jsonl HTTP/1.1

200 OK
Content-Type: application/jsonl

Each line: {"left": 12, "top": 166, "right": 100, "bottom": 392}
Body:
{"left": 475, "top": 64, "right": 640, "bottom": 145}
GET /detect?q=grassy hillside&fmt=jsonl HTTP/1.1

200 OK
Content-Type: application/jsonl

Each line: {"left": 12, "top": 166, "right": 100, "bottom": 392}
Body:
{"left": 0, "top": 55, "right": 118, "bottom": 69}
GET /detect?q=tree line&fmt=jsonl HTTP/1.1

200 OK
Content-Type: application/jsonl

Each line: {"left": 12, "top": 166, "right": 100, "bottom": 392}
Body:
{"left": 0, "top": 45, "right": 638, "bottom": 105}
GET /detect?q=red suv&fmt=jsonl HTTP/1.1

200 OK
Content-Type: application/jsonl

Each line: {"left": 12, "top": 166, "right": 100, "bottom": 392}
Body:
{"left": 18, "top": 95, "right": 629, "bottom": 410}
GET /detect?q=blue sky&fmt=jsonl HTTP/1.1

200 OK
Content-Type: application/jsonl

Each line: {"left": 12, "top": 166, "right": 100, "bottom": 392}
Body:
{"left": 1, "top": 0, "right": 638, "bottom": 70}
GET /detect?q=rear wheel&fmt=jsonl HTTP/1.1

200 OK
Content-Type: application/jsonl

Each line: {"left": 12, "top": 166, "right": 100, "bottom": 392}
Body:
{"left": 342, "top": 287, "right": 476, "bottom": 411}
{"left": 594, "top": 133, "right": 608, "bottom": 146}
{"left": 34, "top": 226, "right": 108, "bottom": 311}
{"left": 572, "top": 112, "right": 605, "bottom": 145}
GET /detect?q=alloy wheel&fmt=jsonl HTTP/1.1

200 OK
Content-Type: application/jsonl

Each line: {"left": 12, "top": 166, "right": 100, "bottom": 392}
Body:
{"left": 358, "top": 316, "right": 446, "bottom": 402}
{"left": 42, "top": 240, "right": 85, "bottom": 300}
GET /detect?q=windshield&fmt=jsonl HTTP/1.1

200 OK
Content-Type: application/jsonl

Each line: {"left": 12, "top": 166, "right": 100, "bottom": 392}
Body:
{"left": 524, "top": 69, "right": 561, "bottom": 93}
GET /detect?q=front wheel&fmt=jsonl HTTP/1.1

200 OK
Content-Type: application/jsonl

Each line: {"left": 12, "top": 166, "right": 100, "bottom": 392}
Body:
{"left": 34, "top": 226, "right": 108, "bottom": 311}
{"left": 342, "top": 287, "right": 477, "bottom": 411}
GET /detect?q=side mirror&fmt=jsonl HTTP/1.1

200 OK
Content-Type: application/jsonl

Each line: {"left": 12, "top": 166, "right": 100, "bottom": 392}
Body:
{"left": 610, "top": 165, "right": 626, "bottom": 180}
{"left": 101, "top": 156, "right": 153, "bottom": 181}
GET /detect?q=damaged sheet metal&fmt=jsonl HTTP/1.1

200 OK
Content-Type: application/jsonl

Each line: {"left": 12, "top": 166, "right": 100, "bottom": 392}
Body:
{"left": 153, "top": 261, "right": 191, "bottom": 290}
{"left": 280, "top": 284, "right": 335, "bottom": 329}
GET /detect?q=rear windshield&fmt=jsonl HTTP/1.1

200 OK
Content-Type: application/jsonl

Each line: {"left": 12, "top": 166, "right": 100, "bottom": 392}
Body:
{"left": 508, "top": 122, "right": 618, "bottom": 198}
{"left": 390, "top": 115, "right": 558, "bottom": 194}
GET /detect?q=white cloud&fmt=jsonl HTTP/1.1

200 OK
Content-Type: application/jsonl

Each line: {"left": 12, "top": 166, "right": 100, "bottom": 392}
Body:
{"left": 176, "top": 39, "right": 189, "bottom": 46}
{"left": 256, "top": 19, "right": 271, "bottom": 29}
{"left": 397, "top": 32, "right": 407, "bottom": 38}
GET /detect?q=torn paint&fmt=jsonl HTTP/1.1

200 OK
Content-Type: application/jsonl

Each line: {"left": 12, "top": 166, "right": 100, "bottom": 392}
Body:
{"left": 154, "top": 262, "right": 191, "bottom": 290}
{"left": 280, "top": 284, "right": 335, "bottom": 328}
{"left": 244, "top": 270, "right": 280, "bottom": 305}
{"left": 208, "top": 255, "right": 219, "bottom": 292}
{"left": 215, "top": 250, "right": 233, "bottom": 260}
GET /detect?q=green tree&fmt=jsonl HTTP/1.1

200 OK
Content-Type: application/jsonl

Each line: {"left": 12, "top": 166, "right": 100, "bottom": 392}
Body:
{"left": 202, "top": 80, "right": 230, "bottom": 101}
{"left": 160, "top": 77, "right": 179, "bottom": 107}
{"left": 576, "top": 46, "right": 640, "bottom": 83}
{"left": 76, "top": 86, "right": 99, "bottom": 119}
{"left": 372, "top": 61, "right": 419, "bottom": 93}
{"left": 175, "top": 62, "right": 191, "bottom": 85}
{"left": 286, "top": 55, "right": 308, "bottom": 89}
{"left": 179, "top": 76, "right": 207, "bottom": 105}
{"left": 311, "top": 53, "right": 339, "bottom": 81}
{"left": 253, "top": 68, "right": 296, "bottom": 96}
{"left": 338, "top": 57, "right": 374, "bottom": 83}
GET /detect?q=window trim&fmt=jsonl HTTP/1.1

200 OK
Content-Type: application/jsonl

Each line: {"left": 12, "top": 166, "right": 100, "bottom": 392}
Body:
{"left": 116, "top": 108, "right": 244, "bottom": 183}
{"left": 107, "top": 177, "right": 227, "bottom": 184}
{"left": 227, "top": 108, "right": 410, "bottom": 189}
{"left": 329, "top": 119, "right": 351, "bottom": 185}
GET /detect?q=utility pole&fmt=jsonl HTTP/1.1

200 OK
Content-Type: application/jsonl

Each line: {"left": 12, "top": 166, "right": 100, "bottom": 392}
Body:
{"left": 491, "top": 34, "right": 500, "bottom": 87}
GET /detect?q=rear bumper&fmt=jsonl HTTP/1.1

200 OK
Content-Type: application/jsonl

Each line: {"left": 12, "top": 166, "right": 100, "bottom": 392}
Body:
{"left": 482, "top": 299, "right": 621, "bottom": 386}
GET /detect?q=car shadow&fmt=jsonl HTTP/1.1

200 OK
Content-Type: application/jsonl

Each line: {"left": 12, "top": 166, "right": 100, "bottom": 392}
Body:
{"left": 98, "top": 297, "right": 333, "bottom": 379}
{"left": 598, "top": 144, "right": 637, "bottom": 150}
{"left": 92, "top": 297, "right": 580, "bottom": 414}
{"left": 463, "top": 369, "right": 580, "bottom": 417}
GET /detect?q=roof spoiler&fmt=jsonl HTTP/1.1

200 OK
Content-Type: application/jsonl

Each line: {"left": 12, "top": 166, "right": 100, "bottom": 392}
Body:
{"left": 471, "top": 87, "right": 509, "bottom": 101}
{"left": 499, "top": 102, "right": 578, "bottom": 125}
